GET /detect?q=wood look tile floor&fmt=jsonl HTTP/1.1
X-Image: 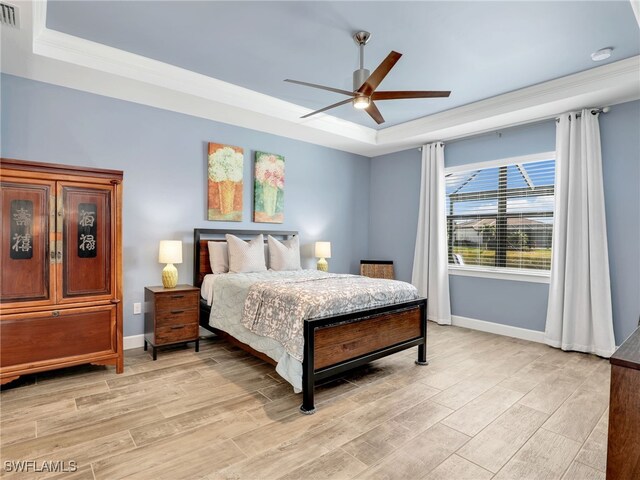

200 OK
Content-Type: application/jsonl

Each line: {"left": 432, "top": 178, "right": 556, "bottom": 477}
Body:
{"left": 0, "top": 324, "right": 610, "bottom": 480}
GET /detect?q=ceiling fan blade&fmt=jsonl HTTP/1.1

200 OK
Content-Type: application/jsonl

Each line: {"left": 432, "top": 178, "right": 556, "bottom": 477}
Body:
{"left": 285, "top": 79, "right": 354, "bottom": 97}
{"left": 365, "top": 101, "right": 385, "bottom": 125}
{"left": 300, "top": 98, "right": 353, "bottom": 119}
{"left": 357, "top": 51, "right": 402, "bottom": 96}
{"left": 372, "top": 90, "right": 451, "bottom": 100}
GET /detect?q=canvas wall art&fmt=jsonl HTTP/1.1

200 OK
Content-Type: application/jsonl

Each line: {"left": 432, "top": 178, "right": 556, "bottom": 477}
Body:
{"left": 207, "top": 142, "right": 244, "bottom": 221}
{"left": 254, "top": 151, "right": 285, "bottom": 223}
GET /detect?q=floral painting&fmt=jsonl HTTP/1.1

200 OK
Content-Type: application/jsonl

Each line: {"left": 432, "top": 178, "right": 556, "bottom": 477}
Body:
{"left": 207, "top": 142, "right": 244, "bottom": 221}
{"left": 254, "top": 151, "right": 285, "bottom": 223}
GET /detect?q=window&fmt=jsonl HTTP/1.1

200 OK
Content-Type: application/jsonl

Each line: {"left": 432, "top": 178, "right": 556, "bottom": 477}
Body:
{"left": 445, "top": 154, "right": 555, "bottom": 273}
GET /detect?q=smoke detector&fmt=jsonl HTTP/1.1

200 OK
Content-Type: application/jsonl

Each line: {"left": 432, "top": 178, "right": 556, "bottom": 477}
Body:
{"left": 591, "top": 48, "right": 613, "bottom": 62}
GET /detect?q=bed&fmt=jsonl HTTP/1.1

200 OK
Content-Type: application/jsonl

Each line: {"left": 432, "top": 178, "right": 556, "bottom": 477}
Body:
{"left": 194, "top": 228, "right": 428, "bottom": 414}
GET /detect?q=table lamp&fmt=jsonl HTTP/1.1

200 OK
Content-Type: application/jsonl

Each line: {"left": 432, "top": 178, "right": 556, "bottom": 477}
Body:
{"left": 315, "top": 241, "right": 331, "bottom": 272}
{"left": 159, "top": 240, "right": 182, "bottom": 288}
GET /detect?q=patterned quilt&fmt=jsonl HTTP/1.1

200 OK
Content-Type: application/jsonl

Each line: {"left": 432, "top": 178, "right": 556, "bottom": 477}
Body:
{"left": 241, "top": 270, "right": 419, "bottom": 361}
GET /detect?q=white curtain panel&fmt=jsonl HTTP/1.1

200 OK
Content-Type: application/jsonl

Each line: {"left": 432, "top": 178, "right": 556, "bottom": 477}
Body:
{"left": 412, "top": 143, "right": 452, "bottom": 325}
{"left": 545, "top": 110, "right": 616, "bottom": 357}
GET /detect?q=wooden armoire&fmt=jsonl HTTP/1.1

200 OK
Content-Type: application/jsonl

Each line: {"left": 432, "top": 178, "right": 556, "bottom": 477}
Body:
{"left": 0, "top": 159, "right": 123, "bottom": 384}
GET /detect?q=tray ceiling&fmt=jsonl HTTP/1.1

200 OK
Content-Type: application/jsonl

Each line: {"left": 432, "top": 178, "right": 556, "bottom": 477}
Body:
{"left": 46, "top": 1, "right": 640, "bottom": 128}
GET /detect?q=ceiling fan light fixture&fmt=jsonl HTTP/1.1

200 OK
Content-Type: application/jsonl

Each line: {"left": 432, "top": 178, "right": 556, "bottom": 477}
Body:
{"left": 353, "top": 96, "right": 370, "bottom": 109}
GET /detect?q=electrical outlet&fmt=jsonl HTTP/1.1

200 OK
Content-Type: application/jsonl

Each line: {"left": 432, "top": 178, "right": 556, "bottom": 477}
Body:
{"left": 133, "top": 302, "right": 141, "bottom": 315}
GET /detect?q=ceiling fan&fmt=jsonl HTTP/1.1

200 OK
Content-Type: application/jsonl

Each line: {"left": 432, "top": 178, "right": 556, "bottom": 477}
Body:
{"left": 285, "top": 31, "right": 451, "bottom": 125}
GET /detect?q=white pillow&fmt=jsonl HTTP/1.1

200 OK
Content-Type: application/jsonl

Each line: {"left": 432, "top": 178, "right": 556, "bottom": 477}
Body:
{"left": 226, "top": 234, "right": 267, "bottom": 273}
{"left": 268, "top": 235, "right": 301, "bottom": 271}
{"left": 207, "top": 241, "right": 229, "bottom": 274}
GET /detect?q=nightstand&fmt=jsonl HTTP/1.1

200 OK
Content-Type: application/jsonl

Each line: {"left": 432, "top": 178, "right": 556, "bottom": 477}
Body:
{"left": 144, "top": 285, "right": 200, "bottom": 360}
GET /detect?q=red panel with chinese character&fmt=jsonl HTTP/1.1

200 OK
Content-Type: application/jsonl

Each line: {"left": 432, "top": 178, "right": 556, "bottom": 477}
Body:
{"left": 58, "top": 182, "right": 113, "bottom": 301}
{"left": 0, "top": 178, "right": 55, "bottom": 306}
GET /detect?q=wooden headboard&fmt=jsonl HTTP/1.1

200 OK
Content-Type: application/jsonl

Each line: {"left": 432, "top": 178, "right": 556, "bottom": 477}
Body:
{"left": 193, "top": 228, "right": 298, "bottom": 286}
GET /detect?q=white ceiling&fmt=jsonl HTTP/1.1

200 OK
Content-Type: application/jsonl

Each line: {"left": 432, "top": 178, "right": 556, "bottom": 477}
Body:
{"left": 1, "top": 1, "right": 639, "bottom": 156}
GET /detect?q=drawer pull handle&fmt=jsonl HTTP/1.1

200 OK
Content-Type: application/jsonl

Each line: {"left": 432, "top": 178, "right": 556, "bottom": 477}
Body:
{"left": 171, "top": 310, "right": 184, "bottom": 314}
{"left": 52, "top": 310, "right": 60, "bottom": 317}
{"left": 170, "top": 295, "right": 184, "bottom": 299}
{"left": 170, "top": 325, "right": 184, "bottom": 330}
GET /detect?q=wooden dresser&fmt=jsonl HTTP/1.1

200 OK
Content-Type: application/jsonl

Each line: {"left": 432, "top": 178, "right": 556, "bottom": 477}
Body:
{"left": 607, "top": 325, "right": 640, "bottom": 479}
{"left": 144, "top": 285, "right": 200, "bottom": 360}
{"left": 0, "top": 158, "right": 123, "bottom": 384}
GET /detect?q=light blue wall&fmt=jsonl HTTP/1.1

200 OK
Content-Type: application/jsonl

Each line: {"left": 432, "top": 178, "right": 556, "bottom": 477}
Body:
{"left": 600, "top": 100, "right": 640, "bottom": 344}
{"left": 370, "top": 103, "right": 640, "bottom": 344}
{"left": 445, "top": 121, "right": 556, "bottom": 167}
{"left": 368, "top": 148, "right": 422, "bottom": 282}
{"left": 1, "top": 74, "right": 371, "bottom": 336}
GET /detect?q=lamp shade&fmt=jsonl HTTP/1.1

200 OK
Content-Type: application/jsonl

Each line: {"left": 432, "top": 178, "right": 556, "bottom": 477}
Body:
{"left": 314, "top": 241, "right": 331, "bottom": 259}
{"left": 158, "top": 240, "right": 183, "bottom": 264}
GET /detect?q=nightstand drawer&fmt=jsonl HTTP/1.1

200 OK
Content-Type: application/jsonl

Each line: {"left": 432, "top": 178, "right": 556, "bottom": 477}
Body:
{"left": 155, "top": 308, "right": 198, "bottom": 328}
{"left": 155, "top": 323, "right": 199, "bottom": 344}
{"left": 156, "top": 291, "right": 199, "bottom": 312}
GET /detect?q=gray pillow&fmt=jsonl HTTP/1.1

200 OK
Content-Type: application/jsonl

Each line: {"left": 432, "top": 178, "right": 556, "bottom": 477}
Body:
{"left": 226, "top": 234, "right": 267, "bottom": 273}
{"left": 207, "top": 241, "right": 229, "bottom": 274}
{"left": 268, "top": 235, "right": 301, "bottom": 271}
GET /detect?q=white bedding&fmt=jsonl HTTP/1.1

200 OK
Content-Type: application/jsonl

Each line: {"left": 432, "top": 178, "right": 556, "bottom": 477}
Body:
{"left": 201, "top": 271, "right": 306, "bottom": 391}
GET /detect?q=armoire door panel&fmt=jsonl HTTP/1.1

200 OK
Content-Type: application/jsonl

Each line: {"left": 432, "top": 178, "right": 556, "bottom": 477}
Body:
{"left": 0, "top": 306, "right": 116, "bottom": 368}
{"left": 59, "top": 183, "right": 113, "bottom": 301}
{"left": 0, "top": 178, "right": 55, "bottom": 306}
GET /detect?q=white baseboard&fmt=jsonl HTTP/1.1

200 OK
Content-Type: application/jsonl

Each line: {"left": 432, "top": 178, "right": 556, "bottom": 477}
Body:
{"left": 124, "top": 318, "right": 609, "bottom": 352}
{"left": 124, "top": 334, "right": 145, "bottom": 350}
{"left": 451, "top": 315, "right": 545, "bottom": 344}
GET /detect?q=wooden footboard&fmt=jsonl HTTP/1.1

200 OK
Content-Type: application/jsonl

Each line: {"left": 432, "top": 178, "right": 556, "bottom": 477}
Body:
{"left": 301, "top": 298, "right": 428, "bottom": 414}
{"left": 314, "top": 307, "right": 423, "bottom": 370}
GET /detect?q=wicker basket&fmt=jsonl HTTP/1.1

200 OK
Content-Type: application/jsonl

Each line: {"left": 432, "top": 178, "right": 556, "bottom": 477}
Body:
{"left": 360, "top": 260, "right": 395, "bottom": 280}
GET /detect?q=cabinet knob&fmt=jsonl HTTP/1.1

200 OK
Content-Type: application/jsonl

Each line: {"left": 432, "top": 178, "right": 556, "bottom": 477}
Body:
{"left": 171, "top": 310, "right": 184, "bottom": 315}
{"left": 52, "top": 311, "right": 60, "bottom": 317}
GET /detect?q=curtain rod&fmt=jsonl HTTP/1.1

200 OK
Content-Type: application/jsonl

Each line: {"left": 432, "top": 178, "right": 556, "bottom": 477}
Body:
{"left": 418, "top": 106, "right": 611, "bottom": 150}
{"left": 555, "top": 106, "right": 610, "bottom": 122}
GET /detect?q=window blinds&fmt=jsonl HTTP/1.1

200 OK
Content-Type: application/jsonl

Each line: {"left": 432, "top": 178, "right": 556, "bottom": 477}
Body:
{"left": 445, "top": 159, "right": 555, "bottom": 271}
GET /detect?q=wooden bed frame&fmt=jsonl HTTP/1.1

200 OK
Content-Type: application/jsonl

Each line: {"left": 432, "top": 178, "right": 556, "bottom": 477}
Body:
{"left": 194, "top": 228, "right": 428, "bottom": 414}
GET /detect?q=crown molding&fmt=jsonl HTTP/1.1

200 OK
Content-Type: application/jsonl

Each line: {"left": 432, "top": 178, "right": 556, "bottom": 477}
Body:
{"left": 374, "top": 55, "right": 640, "bottom": 155}
{"left": 0, "top": 1, "right": 638, "bottom": 158}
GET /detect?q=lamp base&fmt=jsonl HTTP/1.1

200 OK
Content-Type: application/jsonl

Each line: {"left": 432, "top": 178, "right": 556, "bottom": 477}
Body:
{"left": 316, "top": 258, "right": 328, "bottom": 272}
{"left": 162, "top": 263, "right": 178, "bottom": 288}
